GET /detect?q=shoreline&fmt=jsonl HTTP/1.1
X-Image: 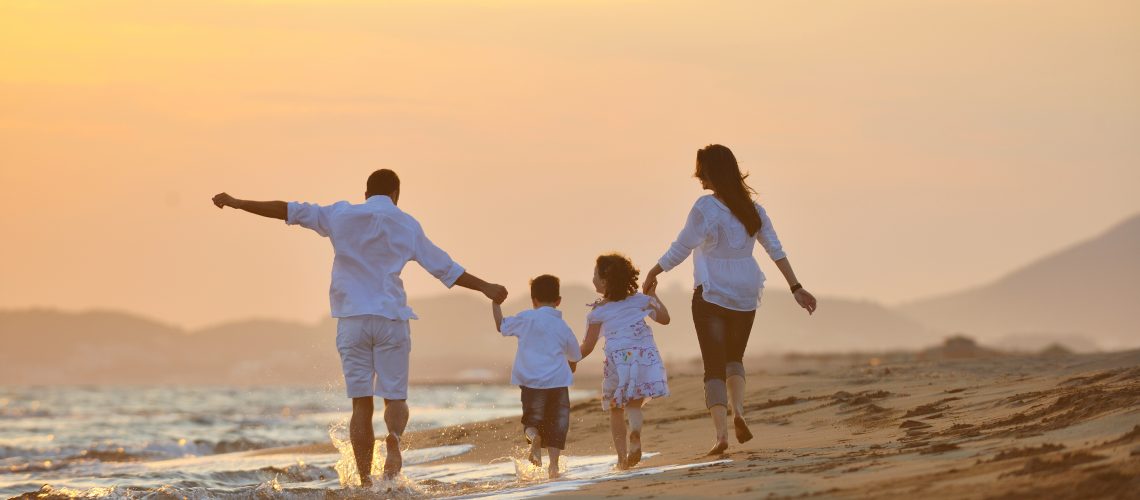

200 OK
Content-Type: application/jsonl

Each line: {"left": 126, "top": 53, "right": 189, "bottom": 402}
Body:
{"left": 249, "top": 349, "right": 1140, "bottom": 498}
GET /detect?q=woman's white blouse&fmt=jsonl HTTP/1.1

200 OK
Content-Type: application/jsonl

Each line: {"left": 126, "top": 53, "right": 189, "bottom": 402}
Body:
{"left": 657, "top": 195, "right": 786, "bottom": 311}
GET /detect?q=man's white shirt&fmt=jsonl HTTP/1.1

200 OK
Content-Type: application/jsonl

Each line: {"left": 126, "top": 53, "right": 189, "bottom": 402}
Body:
{"left": 287, "top": 195, "right": 464, "bottom": 320}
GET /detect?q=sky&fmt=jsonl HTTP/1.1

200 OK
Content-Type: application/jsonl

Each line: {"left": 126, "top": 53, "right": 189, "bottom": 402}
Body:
{"left": 1, "top": 0, "right": 1138, "bottom": 329}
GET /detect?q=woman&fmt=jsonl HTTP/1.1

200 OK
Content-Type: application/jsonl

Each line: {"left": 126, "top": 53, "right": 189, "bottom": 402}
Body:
{"left": 643, "top": 144, "right": 817, "bottom": 455}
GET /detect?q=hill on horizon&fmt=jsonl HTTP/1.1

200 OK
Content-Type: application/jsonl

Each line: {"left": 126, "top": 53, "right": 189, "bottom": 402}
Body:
{"left": 899, "top": 213, "right": 1140, "bottom": 350}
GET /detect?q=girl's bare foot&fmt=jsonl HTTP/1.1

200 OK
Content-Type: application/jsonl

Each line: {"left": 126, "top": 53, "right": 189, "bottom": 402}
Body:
{"left": 382, "top": 434, "right": 402, "bottom": 480}
{"left": 525, "top": 427, "right": 542, "bottom": 467}
{"left": 627, "top": 430, "right": 642, "bottom": 467}
{"left": 707, "top": 439, "right": 729, "bottom": 455}
{"left": 615, "top": 454, "right": 629, "bottom": 470}
{"left": 733, "top": 416, "right": 753, "bottom": 443}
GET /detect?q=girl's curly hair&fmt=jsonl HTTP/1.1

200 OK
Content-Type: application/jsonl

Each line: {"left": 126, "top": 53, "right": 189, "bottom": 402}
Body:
{"left": 596, "top": 253, "right": 639, "bottom": 302}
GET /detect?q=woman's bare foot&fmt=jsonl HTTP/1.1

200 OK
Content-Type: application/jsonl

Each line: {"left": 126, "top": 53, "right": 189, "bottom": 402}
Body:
{"left": 733, "top": 416, "right": 753, "bottom": 443}
{"left": 382, "top": 434, "right": 402, "bottom": 480}
{"left": 707, "top": 439, "right": 729, "bottom": 455}
{"left": 627, "top": 430, "right": 642, "bottom": 467}
{"left": 525, "top": 427, "right": 542, "bottom": 467}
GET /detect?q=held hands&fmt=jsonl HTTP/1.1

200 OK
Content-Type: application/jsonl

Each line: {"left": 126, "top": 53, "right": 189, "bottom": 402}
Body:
{"left": 794, "top": 288, "right": 818, "bottom": 315}
{"left": 482, "top": 283, "right": 509, "bottom": 304}
{"left": 642, "top": 266, "right": 662, "bottom": 294}
{"left": 212, "top": 192, "right": 239, "bottom": 209}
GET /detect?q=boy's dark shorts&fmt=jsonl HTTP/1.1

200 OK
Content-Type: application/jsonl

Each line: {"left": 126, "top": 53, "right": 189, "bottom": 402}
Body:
{"left": 520, "top": 386, "right": 570, "bottom": 450}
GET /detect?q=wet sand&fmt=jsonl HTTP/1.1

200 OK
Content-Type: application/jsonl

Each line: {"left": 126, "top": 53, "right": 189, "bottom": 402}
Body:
{"left": 261, "top": 349, "right": 1140, "bottom": 498}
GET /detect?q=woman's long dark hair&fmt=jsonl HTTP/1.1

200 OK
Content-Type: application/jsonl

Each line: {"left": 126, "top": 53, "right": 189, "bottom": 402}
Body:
{"left": 596, "top": 254, "right": 639, "bottom": 302}
{"left": 695, "top": 144, "right": 761, "bottom": 236}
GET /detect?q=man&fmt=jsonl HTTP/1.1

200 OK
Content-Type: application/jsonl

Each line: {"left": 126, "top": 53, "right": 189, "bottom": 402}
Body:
{"left": 212, "top": 169, "right": 507, "bottom": 485}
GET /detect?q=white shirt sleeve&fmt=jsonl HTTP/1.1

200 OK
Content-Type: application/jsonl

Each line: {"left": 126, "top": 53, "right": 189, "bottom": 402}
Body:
{"left": 756, "top": 204, "right": 787, "bottom": 261}
{"left": 658, "top": 202, "right": 707, "bottom": 272}
{"left": 412, "top": 225, "right": 466, "bottom": 288}
{"left": 562, "top": 325, "right": 582, "bottom": 362}
{"left": 286, "top": 201, "right": 334, "bottom": 237}
{"left": 500, "top": 315, "right": 524, "bottom": 337}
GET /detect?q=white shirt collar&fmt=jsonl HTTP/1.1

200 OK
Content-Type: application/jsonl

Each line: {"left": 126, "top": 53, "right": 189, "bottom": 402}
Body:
{"left": 366, "top": 195, "right": 395, "bottom": 206}
{"left": 535, "top": 306, "right": 562, "bottom": 318}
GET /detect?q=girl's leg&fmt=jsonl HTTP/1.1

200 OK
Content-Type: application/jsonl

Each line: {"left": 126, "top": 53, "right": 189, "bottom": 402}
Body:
{"left": 625, "top": 398, "right": 645, "bottom": 466}
{"left": 693, "top": 288, "right": 730, "bottom": 454}
{"left": 726, "top": 309, "right": 757, "bottom": 443}
{"left": 609, "top": 407, "right": 628, "bottom": 469}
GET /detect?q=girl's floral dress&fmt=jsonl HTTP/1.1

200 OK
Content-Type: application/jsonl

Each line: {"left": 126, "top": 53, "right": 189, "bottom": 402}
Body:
{"left": 588, "top": 293, "right": 670, "bottom": 410}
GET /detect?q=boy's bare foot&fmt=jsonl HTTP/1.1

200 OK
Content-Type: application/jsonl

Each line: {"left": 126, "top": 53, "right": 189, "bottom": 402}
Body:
{"left": 734, "top": 416, "right": 753, "bottom": 443}
{"left": 627, "top": 430, "right": 642, "bottom": 467}
{"left": 382, "top": 434, "right": 402, "bottom": 480}
{"left": 360, "top": 476, "right": 373, "bottom": 488}
{"left": 525, "top": 427, "right": 542, "bottom": 467}
{"left": 707, "top": 439, "right": 729, "bottom": 455}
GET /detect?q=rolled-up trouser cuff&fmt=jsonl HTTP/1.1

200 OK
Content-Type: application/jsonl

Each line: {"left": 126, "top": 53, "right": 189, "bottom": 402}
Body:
{"left": 705, "top": 379, "right": 728, "bottom": 409}
{"left": 726, "top": 362, "right": 746, "bottom": 380}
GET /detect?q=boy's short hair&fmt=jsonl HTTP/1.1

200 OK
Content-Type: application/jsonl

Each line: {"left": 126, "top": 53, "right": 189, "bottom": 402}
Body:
{"left": 530, "top": 274, "right": 560, "bottom": 303}
{"left": 367, "top": 169, "right": 400, "bottom": 196}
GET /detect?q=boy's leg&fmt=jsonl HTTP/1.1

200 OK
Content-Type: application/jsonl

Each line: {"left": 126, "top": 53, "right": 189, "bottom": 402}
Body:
{"left": 547, "top": 447, "right": 562, "bottom": 478}
{"left": 542, "top": 388, "right": 570, "bottom": 476}
{"left": 350, "top": 397, "right": 375, "bottom": 486}
{"left": 520, "top": 387, "right": 547, "bottom": 466}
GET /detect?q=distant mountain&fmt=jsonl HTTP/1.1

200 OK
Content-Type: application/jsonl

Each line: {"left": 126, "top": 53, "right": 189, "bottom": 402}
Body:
{"left": 0, "top": 285, "right": 941, "bottom": 385}
{"left": 899, "top": 213, "right": 1140, "bottom": 350}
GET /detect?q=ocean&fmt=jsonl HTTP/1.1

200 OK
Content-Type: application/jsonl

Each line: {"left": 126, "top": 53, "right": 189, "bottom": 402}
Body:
{"left": 0, "top": 385, "right": 542, "bottom": 498}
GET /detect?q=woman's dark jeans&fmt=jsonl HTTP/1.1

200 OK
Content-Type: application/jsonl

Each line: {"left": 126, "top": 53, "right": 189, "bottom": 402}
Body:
{"left": 692, "top": 286, "right": 757, "bottom": 409}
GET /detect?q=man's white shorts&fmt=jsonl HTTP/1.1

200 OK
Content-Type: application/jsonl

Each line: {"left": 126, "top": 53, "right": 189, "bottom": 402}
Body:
{"left": 336, "top": 315, "right": 411, "bottom": 400}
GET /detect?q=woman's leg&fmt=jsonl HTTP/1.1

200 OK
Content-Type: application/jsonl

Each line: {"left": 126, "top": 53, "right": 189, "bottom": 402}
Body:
{"left": 725, "top": 308, "right": 757, "bottom": 443}
{"left": 693, "top": 288, "right": 730, "bottom": 453}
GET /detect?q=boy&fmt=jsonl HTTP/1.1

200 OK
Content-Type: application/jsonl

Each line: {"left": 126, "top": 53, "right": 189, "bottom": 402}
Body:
{"left": 491, "top": 274, "right": 581, "bottom": 478}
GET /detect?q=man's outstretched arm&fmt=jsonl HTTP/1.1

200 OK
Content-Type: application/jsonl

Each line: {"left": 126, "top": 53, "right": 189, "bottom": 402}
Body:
{"left": 212, "top": 193, "right": 287, "bottom": 221}
{"left": 454, "top": 272, "right": 508, "bottom": 304}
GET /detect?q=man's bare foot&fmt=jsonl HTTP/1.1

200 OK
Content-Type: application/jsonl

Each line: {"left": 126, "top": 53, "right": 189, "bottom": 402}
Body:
{"left": 525, "top": 427, "right": 542, "bottom": 467}
{"left": 615, "top": 454, "right": 629, "bottom": 470}
{"left": 548, "top": 466, "right": 560, "bottom": 479}
{"left": 627, "top": 430, "right": 642, "bottom": 467}
{"left": 707, "top": 439, "right": 729, "bottom": 455}
{"left": 734, "top": 416, "right": 753, "bottom": 443}
{"left": 360, "top": 476, "right": 373, "bottom": 488}
{"left": 382, "top": 434, "right": 402, "bottom": 480}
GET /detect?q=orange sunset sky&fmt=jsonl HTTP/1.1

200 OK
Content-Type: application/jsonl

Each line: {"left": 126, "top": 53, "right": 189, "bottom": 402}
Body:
{"left": 2, "top": 0, "right": 1138, "bottom": 329}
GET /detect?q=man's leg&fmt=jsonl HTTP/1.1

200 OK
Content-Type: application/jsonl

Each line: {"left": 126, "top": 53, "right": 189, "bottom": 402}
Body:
{"left": 382, "top": 398, "right": 408, "bottom": 479}
{"left": 349, "top": 397, "right": 375, "bottom": 486}
{"left": 337, "top": 317, "right": 378, "bottom": 487}
{"left": 373, "top": 317, "right": 413, "bottom": 480}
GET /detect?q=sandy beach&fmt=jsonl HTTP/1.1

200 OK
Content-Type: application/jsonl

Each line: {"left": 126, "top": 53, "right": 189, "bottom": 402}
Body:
{"left": 260, "top": 347, "right": 1140, "bottom": 498}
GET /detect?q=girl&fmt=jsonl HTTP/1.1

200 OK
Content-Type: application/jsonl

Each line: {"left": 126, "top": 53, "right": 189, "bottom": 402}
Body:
{"left": 579, "top": 253, "right": 671, "bottom": 469}
{"left": 643, "top": 144, "right": 817, "bottom": 455}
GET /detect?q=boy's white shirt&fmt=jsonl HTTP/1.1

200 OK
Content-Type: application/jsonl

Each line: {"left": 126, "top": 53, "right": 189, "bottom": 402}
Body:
{"left": 286, "top": 195, "right": 465, "bottom": 320}
{"left": 500, "top": 306, "right": 581, "bottom": 389}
